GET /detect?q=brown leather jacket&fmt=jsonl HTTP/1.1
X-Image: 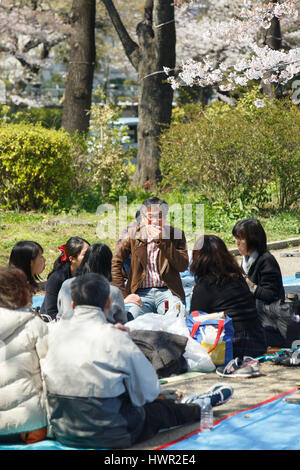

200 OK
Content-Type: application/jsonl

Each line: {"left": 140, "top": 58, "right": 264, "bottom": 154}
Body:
{"left": 111, "top": 224, "right": 189, "bottom": 303}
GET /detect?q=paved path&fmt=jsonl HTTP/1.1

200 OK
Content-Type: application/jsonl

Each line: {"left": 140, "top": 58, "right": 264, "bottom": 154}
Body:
{"left": 238, "top": 246, "right": 300, "bottom": 277}
{"left": 130, "top": 362, "right": 300, "bottom": 450}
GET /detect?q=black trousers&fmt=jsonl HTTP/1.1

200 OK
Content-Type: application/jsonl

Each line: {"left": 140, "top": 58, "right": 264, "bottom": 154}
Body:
{"left": 0, "top": 433, "right": 23, "bottom": 443}
{"left": 136, "top": 399, "right": 200, "bottom": 443}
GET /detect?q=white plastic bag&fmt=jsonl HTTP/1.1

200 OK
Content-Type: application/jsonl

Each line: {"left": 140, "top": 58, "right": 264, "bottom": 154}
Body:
{"left": 162, "top": 301, "right": 190, "bottom": 337}
{"left": 126, "top": 301, "right": 215, "bottom": 373}
{"left": 125, "top": 301, "right": 188, "bottom": 335}
{"left": 183, "top": 337, "right": 216, "bottom": 373}
{"left": 200, "top": 324, "right": 225, "bottom": 346}
{"left": 125, "top": 312, "right": 164, "bottom": 332}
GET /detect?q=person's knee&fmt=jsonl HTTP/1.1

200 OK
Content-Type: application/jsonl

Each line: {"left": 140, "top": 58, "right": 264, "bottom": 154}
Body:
{"left": 127, "top": 304, "right": 145, "bottom": 319}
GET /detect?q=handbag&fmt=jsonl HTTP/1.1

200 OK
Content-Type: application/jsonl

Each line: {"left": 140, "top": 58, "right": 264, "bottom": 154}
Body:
{"left": 186, "top": 311, "right": 234, "bottom": 366}
{"left": 261, "top": 298, "right": 300, "bottom": 348}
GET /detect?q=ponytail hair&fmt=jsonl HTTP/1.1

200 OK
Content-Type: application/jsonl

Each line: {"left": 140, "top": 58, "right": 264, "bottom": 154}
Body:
{"left": 48, "top": 236, "right": 90, "bottom": 279}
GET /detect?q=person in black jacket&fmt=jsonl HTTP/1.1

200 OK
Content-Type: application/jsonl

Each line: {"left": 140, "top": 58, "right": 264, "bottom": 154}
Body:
{"left": 232, "top": 218, "right": 286, "bottom": 346}
{"left": 40, "top": 236, "right": 90, "bottom": 320}
{"left": 232, "top": 218, "right": 285, "bottom": 303}
{"left": 190, "top": 234, "right": 266, "bottom": 360}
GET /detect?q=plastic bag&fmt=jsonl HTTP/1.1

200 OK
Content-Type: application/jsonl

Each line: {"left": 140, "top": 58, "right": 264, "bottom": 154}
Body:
{"left": 125, "top": 301, "right": 188, "bottom": 336}
{"left": 125, "top": 312, "right": 165, "bottom": 332}
{"left": 183, "top": 337, "right": 216, "bottom": 372}
{"left": 126, "top": 301, "right": 215, "bottom": 373}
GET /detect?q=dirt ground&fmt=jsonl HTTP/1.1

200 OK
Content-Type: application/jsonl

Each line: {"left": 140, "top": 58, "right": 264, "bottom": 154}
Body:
{"left": 129, "top": 362, "right": 300, "bottom": 450}
{"left": 129, "top": 245, "right": 300, "bottom": 450}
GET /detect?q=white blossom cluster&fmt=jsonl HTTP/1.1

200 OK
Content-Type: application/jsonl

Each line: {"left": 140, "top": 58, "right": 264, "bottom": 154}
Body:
{"left": 0, "top": 4, "right": 69, "bottom": 45}
{"left": 170, "top": 0, "right": 300, "bottom": 92}
{"left": 0, "top": 1, "right": 70, "bottom": 105}
{"left": 9, "top": 93, "right": 55, "bottom": 108}
{"left": 240, "top": 0, "right": 299, "bottom": 29}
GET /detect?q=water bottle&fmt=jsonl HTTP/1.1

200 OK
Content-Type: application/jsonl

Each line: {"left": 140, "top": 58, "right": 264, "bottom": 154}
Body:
{"left": 200, "top": 397, "right": 213, "bottom": 432}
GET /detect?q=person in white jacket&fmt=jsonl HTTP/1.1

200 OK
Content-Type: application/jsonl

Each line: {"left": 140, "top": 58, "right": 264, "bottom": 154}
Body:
{"left": 43, "top": 272, "right": 233, "bottom": 449}
{"left": 0, "top": 267, "right": 48, "bottom": 444}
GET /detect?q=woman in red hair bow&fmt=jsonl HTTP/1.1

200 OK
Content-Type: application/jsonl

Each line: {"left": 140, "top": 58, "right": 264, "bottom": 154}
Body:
{"left": 40, "top": 237, "right": 90, "bottom": 321}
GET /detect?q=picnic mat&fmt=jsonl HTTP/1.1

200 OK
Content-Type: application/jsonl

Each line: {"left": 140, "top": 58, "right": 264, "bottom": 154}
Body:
{"left": 31, "top": 272, "right": 300, "bottom": 312}
{"left": 0, "top": 439, "right": 82, "bottom": 451}
{"left": 156, "top": 388, "right": 299, "bottom": 451}
{"left": 1, "top": 389, "right": 298, "bottom": 451}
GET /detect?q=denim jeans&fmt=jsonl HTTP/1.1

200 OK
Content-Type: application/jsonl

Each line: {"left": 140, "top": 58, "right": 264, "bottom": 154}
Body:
{"left": 127, "top": 287, "right": 180, "bottom": 319}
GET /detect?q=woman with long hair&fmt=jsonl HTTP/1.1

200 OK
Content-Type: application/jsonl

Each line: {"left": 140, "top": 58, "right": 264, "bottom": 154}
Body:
{"left": 40, "top": 237, "right": 90, "bottom": 320}
{"left": 9, "top": 241, "right": 46, "bottom": 293}
{"left": 190, "top": 235, "right": 266, "bottom": 369}
{"left": 57, "top": 243, "right": 128, "bottom": 325}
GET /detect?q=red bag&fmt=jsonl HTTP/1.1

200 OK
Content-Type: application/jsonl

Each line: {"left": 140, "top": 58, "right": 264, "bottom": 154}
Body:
{"left": 21, "top": 427, "right": 47, "bottom": 444}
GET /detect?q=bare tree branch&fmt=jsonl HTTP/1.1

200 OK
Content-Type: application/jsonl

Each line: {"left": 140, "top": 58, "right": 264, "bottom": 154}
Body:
{"left": 143, "top": 0, "right": 154, "bottom": 25}
{"left": 101, "top": 0, "right": 141, "bottom": 70}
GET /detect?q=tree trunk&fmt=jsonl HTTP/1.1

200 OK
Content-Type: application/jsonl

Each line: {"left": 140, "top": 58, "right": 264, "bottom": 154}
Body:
{"left": 135, "top": 0, "right": 176, "bottom": 187}
{"left": 102, "top": 0, "right": 176, "bottom": 188}
{"left": 62, "top": 0, "right": 96, "bottom": 135}
{"left": 262, "top": 1, "right": 283, "bottom": 99}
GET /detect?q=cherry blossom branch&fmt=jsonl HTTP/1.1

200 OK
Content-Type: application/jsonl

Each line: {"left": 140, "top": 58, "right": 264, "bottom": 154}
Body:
{"left": 170, "top": 0, "right": 300, "bottom": 92}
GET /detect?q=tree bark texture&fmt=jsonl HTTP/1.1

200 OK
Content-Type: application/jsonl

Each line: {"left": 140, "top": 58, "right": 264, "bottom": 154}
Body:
{"left": 102, "top": 0, "right": 176, "bottom": 188}
{"left": 262, "top": 0, "right": 283, "bottom": 99}
{"left": 62, "top": 0, "right": 96, "bottom": 135}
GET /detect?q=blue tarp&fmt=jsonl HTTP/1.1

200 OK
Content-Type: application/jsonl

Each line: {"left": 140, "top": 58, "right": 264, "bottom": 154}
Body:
{"left": 283, "top": 275, "right": 300, "bottom": 286}
{"left": 1, "top": 391, "right": 298, "bottom": 451}
{"left": 32, "top": 273, "right": 300, "bottom": 312}
{"left": 0, "top": 439, "right": 83, "bottom": 451}
{"left": 160, "top": 390, "right": 300, "bottom": 451}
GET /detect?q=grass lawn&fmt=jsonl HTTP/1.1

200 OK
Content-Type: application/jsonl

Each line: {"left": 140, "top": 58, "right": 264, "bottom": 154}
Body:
{"left": 0, "top": 208, "right": 299, "bottom": 279}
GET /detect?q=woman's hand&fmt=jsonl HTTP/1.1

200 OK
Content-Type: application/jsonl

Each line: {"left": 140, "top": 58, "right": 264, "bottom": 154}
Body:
{"left": 245, "top": 277, "right": 257, "bottom": 291}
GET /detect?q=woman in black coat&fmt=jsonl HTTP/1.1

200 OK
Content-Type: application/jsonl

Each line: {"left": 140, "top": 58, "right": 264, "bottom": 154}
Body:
{"left": 190, "top": 235, "right": 266, "bottom": 360}
{"left": 232, "top": 218, "right": 285, "bottom": 304}
{"left": 232, "top": 218, "right": 285, "bottom": 346}
{"left": 40, "top": 236, "right": 90, "bottom": 320}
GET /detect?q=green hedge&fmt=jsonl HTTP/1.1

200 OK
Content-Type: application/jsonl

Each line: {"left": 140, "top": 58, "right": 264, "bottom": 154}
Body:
{"left": 0, "top": 122, "right": 74, "bottom": 210}
{"left": 160, "top": 91, "right": 300, "bottom": 209}
{"left": 0, "top": 105, "right": 62, "bottom": 129}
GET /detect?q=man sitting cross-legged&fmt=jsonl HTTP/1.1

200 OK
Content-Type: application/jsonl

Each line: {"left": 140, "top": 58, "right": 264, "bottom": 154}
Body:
{"left": 42, "top": 273, "right": 234, "bottom": 449}
{"left": 112, "top": 197, "right": 189, "bottom": 318}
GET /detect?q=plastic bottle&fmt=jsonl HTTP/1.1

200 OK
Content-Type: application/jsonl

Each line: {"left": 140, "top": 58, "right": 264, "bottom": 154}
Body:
{"left": 200, "top": 397, "right": 213, "bottom": 432}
